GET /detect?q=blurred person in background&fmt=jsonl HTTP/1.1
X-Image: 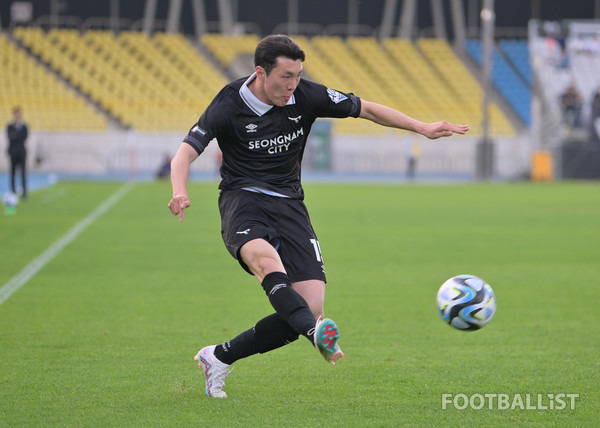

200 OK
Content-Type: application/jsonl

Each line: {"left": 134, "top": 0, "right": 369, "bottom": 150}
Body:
{"left": 560, "top": 83, "right": 583, "bottom": 129}
{"left": 6, "top": 107, "right": 29, "bottom": 199}
{"left": 405, "top": 138, "right": 420, "bottom": 180}
{"left": 590, "top": 88, "right": 600, "bottom": 145}
{"left": 156, "top": 153, "right": 171, "bottom": 179}
{"left": 126, "top": 126, "right": 137, "bottom": 179}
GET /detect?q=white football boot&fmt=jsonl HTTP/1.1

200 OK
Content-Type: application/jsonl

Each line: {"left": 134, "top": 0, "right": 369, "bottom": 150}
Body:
{"left": 193, "top": 345, "right": 231, "bottom": 398}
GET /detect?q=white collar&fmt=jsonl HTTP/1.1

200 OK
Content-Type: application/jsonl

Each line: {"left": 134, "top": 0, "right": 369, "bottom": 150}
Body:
{"left": 239, "top": 73, "right": 296, "bottom": 116}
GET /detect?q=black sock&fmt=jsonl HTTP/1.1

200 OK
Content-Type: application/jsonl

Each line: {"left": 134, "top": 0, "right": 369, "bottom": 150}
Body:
{"left": 261, "top": 272, "right": 316, "bottom": 339}
{"left": 214, "top": 272, "right": 316, "bottom": 365}
{"left": 213, "top": 328, "right": 256, "bottom": 365}
{"left": 254, "top": 313, "right": 299, "bottom": 353}
{"left": 213, "top": 313, "right": 300, "bottom": 365}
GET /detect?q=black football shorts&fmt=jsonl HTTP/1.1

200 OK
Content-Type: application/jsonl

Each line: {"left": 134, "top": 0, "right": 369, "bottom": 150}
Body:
{"left": 218, "top": 189, "right": 326, "bottom": 283}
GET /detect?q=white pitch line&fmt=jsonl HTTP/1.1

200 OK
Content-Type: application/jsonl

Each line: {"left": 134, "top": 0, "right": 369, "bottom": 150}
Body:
{"left": 0, "top": 182, "right": 135, "bottom": 306}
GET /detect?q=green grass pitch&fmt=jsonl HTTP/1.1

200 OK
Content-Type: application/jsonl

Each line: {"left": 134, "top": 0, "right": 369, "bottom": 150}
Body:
{"left": 0, "top": 180, "right": 598, "bottom": 426}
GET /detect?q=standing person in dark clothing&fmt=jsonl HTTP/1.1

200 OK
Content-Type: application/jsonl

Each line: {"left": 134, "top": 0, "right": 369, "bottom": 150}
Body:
{"left": 168, "top": 35, "right": 469, "bottom": 398}
{"left": 560, "top": 83, "right": 583, "bottom": 129}
{"left": 590, "top": 88, "right": 600, "bottom": 145}
{"left": 6, "top": 107, "right": 29, "bottom": 199}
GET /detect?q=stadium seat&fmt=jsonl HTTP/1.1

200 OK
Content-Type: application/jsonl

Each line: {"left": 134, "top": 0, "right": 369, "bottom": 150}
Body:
{"left": 200, "top": 33, "right": 260, "bottom": 68}
{"left": 12, "top": 28, "right": 230, "bottom": 132}
{"left": 309, "top": 36, "right": 389, "bottom": 134}
{"left": 419, "top": 38, "right": 514, "bottom": 136}
{"left": 347, "top": 37, "right": 424, "bottom": 117}
{"left": 465, "top": 39, "right": 531, "bottom": 125}
{"left": 382, "top": 38, "right": 465, "bottom": 124}
{"left": 1, "top": 31, "right": 107, "bottom": 131}
{"left": 499, "top": 39, "right": 533, "bottom": 86}
{"left": 7, "top": 29, "right": 518, "bottom": 137}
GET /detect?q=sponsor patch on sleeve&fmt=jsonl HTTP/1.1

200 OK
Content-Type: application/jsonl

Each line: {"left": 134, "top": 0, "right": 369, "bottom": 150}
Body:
{"left": 327, "top": 88, "right": 348, "bottom": 104}
{"left": 191, "top": 125, "right": 207, "bottom": 137}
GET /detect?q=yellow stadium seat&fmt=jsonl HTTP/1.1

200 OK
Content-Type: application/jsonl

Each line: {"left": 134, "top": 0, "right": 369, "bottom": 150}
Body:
{"left": 201, "top": 33, "right": 260, "bottom": 68}
{"left": 1, "top": 31, "right": 107, "bottom": 131}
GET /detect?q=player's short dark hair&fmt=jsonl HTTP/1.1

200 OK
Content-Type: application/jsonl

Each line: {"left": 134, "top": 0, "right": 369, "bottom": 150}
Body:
{"left": 254, "top": 35, "right": 305, "bottom": 76}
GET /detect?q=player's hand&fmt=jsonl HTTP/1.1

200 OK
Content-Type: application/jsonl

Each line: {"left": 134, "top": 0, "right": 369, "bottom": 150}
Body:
{"left": 168, "top": 194, "right": 191, "bottom": 222}
{"left": 422, "top": 121, "right": 469, "bottom": 139}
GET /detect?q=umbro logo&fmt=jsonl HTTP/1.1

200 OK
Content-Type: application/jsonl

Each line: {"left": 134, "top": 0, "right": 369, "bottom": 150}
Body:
{"left": 246, "top": 124, "right": 258, "bottom": 133}
{"left": 288, "top": 115, "right": 302, "bottom": 124}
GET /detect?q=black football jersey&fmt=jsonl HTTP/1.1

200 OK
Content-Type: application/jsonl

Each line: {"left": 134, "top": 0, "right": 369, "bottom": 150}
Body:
{"left": 183, "top": 74, "right": 361, "bottom": 199}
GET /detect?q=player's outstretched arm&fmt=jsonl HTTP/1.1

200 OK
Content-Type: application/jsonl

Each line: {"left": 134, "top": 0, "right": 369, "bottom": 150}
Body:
{"left": 359, "top": 100, "right": 469, "bottom": 139}
{"left": 168, "top": 143, "right": 199, "bottom": 222}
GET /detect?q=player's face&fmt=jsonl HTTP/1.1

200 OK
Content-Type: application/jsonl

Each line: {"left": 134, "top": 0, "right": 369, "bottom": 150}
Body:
{"left": 262, "top": 57, "right": 303, "bottom": 107}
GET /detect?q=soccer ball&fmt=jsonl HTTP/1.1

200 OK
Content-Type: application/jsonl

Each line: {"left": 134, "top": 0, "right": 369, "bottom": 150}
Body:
{"left": 3, "top": 192, "right": 19, "bottom": 215}
{"left": 2, "top": 191, "right": 18, "bottom": 207}
{"left": 436, "top": 274, "right": 496, "bottom": 331}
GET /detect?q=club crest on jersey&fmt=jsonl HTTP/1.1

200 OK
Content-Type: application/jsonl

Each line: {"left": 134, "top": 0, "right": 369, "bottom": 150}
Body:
{"left": 288, "top": 115, "right": 302, "bottom": 124}
{"left": 246, "top": 123, "right": 258, "bottom": 133}
{"left": 327, "top": 88, "right": 347, "bottom": 104}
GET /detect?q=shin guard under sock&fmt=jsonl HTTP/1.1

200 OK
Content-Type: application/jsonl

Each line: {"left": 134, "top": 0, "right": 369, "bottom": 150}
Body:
{"left": 261, "top": 272, "right": 316, "bottom": 339}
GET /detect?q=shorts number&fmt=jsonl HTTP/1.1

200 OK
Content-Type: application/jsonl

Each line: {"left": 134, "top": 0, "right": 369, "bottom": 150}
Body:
{"left": 310, "top": 239, "right": 322, "bottom": 262}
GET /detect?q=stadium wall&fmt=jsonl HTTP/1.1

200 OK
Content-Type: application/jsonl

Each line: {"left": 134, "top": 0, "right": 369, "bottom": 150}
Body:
{"left": 0, "top": 130, "right": 530, "bottom": 181}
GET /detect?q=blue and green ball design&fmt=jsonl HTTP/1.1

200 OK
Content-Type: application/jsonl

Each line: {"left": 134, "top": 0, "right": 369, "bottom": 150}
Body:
{"left": 437, "top": 274, "right": 496, "bottom": 331}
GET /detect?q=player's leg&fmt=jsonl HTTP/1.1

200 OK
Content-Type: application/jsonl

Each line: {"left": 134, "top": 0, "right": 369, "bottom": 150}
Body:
{"left": 291, "top": 279, "right": 324, "bottom": 319}
{"left": 239, "top": 238, "right": 318, "bottom": 340}
{"left": 212, "top": 280, "right": 325, "bottom": 366}
{"left": 276, "top": 197, "right": 344, "bottom": 365}
{"left": 210, "top": 254, "right": 329, "bottom": 366}
{"left": 197, "top": 271, "right": 310, "bottom": 397}
{"left": 195, "top": 312, "right": 299, "bottom": 398}
{"left": 292, "top": 279, "right": 344, "bottom": 365}
{"left": 195, "top": 191, "right": 321, "bottom": 397}
{"left": 238, "top": 237, "right": 283, "bottom": 282}
{"left": 212, "top": 312, "right": 298, "bottom": 364}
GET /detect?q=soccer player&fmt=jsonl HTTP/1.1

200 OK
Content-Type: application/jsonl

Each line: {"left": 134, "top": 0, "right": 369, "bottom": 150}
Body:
{"left": 168, "top": 34, "right": 468, "bottom": 398}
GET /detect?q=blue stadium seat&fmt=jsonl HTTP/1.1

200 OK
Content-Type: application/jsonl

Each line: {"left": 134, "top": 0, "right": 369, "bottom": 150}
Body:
{"left": 499, "top": 39, "right": 533, "bottom": 86}
{"left": 465, "top": 39, "right": 531, "bottom": 126}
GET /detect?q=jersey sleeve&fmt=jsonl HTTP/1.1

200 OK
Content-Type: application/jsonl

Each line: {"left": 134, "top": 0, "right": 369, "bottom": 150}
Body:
{"left": 301, "top": 80, "right": 361, "bottom": 119}
{"left": 182, "top": 91, "right": 228, "bottom": 155}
